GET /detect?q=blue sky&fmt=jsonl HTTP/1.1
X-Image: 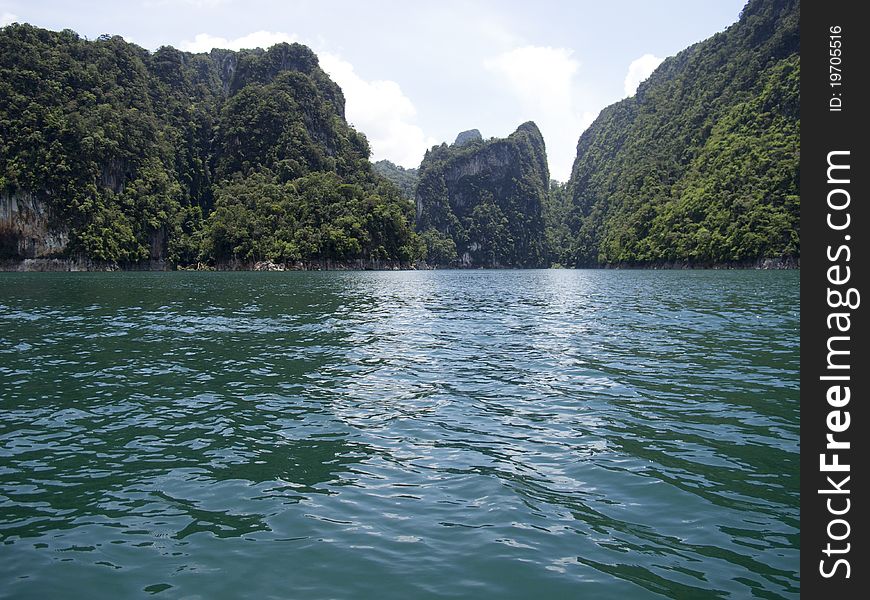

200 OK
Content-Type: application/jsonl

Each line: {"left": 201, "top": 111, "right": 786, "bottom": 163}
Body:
{"left": 1, "top": 0, "right": 747, "bottom": 180}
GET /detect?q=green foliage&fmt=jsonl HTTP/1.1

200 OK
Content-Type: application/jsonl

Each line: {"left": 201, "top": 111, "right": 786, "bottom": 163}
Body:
{"left": 419, "top": 229, "right": 458, "bottom": 265}
{"left": 201, "top": 171, "right": 418, "bottom": 263}
{"left": 0, "top": 25, "right": 417, "bottom": 266}
{"left": 2, "top": 0, "right": 799, "bottom": 270}
{"left": 372, "top": 160, "right": 418, "bottom": 201}
{"left": 543, "top": 180, "right": 573, "bottom": 266}
{"left": 564, "top": 0, "right": 799, "bottom": 266}
{"left": 416, "top": 122, "right": 549, "bottom": 267}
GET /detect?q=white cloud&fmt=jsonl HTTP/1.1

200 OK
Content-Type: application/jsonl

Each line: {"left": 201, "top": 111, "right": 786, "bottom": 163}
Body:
{"left": 623, "top": 53, "right": 664, "bottom": 97}
{"left": 183, "top": 0, "right": 232, "bottom": 5}
{"left": 475, "top": 20, "right": 522, "bottom": 48}
{"left": 1, "top": 12, "right": 20, "bottom": 26}
{"left": 177, "top": 31, "right": 434, "bottom": 169}
{"left": 485, "top": 45, "right": 594, "bottom": 181}
{"left": 318, "top": 53, "right": 436, "bottom": 169}
{"left": 485, "top": 46, "right": 578, "bottom": 115}
{"left": 179, "top": 31, "right": 297, "bottom": 52}
{"left": 144, "top": 0, "right": 233, "bottom": 8}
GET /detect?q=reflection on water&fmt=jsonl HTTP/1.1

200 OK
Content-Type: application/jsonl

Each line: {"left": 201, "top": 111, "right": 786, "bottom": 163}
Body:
{"left": 0, "top": 270, "right": 799, "bottom": 598}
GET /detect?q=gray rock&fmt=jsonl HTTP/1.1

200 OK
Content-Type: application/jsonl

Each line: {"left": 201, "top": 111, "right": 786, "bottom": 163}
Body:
{"left": 453, "top": 129, "right": 483, "bottom": 146}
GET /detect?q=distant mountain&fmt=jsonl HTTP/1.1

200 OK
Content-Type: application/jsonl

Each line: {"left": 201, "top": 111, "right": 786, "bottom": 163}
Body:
{"left": 0, "top": 25, "right": 416, "bottom": 267}
{"left": 372, "top": 160, "right": 418, "bottom": 201}
{"left": 1, "top": 0, "right": 801, "bottom": 271}
{"left": 453, "top": 129, "right": 483, "bottom": 146}
{"left": 415, "top": 122, "right": 549, "bottom": 267}
{"left": 562, "top": 0, "right": 799, "bottom": 267}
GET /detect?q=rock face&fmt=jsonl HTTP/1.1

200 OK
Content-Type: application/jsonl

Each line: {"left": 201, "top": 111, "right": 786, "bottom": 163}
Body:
{"left": 562, "top": 0, "right": 799, "bottom": 267}
{"left": 453, "top": 129, "right": 483, "bottom": 146}
{"left": 0, "top": 189, "right": 172, "bottom": 268}
{"left": 1, "top": 25, "right": 411, "bottom": 268}
{"left": 0, "top": 192, "right": 67, "bottom": 258}
{"left": 416, "top": 122, "right": 549, "bottom": 267}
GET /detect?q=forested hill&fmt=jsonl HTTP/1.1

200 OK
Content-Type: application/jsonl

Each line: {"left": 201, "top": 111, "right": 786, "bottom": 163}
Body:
{"left": 373, "top": 160, "right": 418, "bottom": 201}
{"left": 0, "top": 24, "right": 418, "bottom": 266}
{"left": 561, "top": 0, "right": 799, "bottom": 267}
{"left": 415, "top": 122, "right": 549, "bottom": 268}
{"left": 2, "top": 1, "right": 801, "bottom": 271}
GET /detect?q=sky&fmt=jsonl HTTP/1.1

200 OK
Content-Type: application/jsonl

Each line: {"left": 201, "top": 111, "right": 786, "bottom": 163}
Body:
{"left": 1, "top": 0, "right": 747, "bottom": 181}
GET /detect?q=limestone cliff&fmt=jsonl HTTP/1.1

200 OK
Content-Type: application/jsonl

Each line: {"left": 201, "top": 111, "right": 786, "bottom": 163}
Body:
{"left": 0, "top": 24, "right": 401, "bottom": 269}
{"left": 415, "top": 122, "right": 549, "bottom": 267}
{"left": 453, "top": 129, "right": 483, "bottom": 146}
{"left": 562, "top": 0, "right": 799, "bottom": 266}
{"left": 0, "top": 192, "right": 67, "bottom": 259}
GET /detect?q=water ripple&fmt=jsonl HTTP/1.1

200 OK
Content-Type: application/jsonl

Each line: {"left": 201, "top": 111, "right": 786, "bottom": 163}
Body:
{"left": 0, "top": 270, "right": 799, "bottom": 598}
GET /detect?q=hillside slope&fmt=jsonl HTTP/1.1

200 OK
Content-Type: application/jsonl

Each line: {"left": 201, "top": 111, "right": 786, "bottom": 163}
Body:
{"left": 563, "top": 0, "right": 799, "bottom": 267}
{"left": 0, "top": 25, "right": 416, "bottom": 267}
{"left": 416, "top": 122, "right": 549, "bottom": 267}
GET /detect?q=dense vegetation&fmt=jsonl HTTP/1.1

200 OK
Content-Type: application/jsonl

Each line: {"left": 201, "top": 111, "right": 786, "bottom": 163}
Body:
{"left": 415, "top": 122, "right": 549, "bottom": 267}
{"left": 0, "top": 24, "right": 417, "bottom": 265}
{"left": 561, "top": 0, "right": 799, "bottom": 266}
{"left": 542, "top": 180, "right": 573, "bottom": 267}
{"left": 2, "top": 0, "right": 800, "bottom": 270}
{"left": 372, "top": 160, "right": 418, "bottom": 201}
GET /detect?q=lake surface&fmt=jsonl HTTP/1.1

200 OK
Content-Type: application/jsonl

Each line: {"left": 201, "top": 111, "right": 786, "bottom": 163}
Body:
{"left": 0, "top": 270, "right": 799, "bottom": 598}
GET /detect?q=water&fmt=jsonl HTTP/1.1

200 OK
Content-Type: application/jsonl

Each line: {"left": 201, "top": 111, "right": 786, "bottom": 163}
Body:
{"left": 0, "top": 270, "right": 799, "bottom": 598}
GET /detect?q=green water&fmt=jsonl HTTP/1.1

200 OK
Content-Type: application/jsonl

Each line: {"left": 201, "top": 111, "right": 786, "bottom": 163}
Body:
{"left": 0, "top": 270, "right": 799, "bottom": 598}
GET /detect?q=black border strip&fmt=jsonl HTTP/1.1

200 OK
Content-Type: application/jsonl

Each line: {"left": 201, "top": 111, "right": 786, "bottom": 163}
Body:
{"left": 800, "top": 0, "right": 868, "bottom": 595}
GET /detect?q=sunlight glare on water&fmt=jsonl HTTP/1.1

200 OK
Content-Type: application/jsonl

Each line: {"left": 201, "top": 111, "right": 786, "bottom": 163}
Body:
{"left": 0, "top": 270, "right": 799, "bottom": 598}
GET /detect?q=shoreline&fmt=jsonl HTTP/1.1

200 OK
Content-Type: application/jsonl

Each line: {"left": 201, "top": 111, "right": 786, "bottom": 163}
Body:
{"left": 1, "top": 256, "right": 799, "bottom": 272}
